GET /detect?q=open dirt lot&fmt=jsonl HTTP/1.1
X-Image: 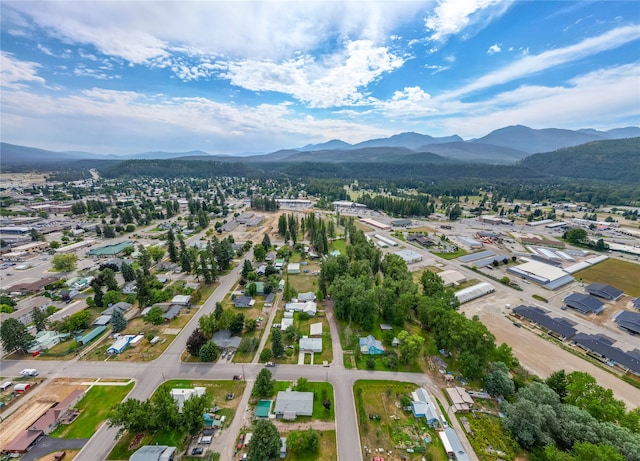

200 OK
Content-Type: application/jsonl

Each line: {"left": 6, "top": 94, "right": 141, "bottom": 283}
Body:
{"left": 0, "top": 380, "right": 86, "bottom": 449}
{"left": 463, "top": 293, "right": 640, "bottom": 410}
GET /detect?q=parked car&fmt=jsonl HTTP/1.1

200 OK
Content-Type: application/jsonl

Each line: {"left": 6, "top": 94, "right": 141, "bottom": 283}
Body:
{"left": 20, "top": 369, "right": 38, "bottom": 377}
{"left": 233, "top": 375, "right": 242, "bottom": 380}
{"left": 191, "top": 447, "right": 204, "bottom": 455}
{"left": 237, "top": 434, "right": 245, "bottom": 449}
{"left": 265, "top": 362, "right": 275, "bottom": 367}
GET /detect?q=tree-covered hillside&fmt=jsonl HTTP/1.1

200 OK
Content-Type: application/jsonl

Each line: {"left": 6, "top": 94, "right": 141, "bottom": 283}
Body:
{"left": 519, "top": 138, "right": 640, "bottom": 182}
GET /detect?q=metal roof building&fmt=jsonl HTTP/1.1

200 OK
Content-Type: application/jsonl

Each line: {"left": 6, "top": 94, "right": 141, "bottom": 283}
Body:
{"left": 572, "top": 333, "right": 640, "bottom": 376}
{"left": 564, "top": 293, "right": 605, "bottom": 314}
{"left": 507, "top": 260, "right": 574, "bottom": 290}
{"left": 454, "top": 282, "right": 495, "bottom": 304}
{"left": 614, "top": 311, "right": 640, "bottom": 335}
{"left": 585, "top": 283, "right": 624, "bottom": 301}
{"left": 393, "top": 249, "right": 423, "bottom": 264}
{"left": 512, "top": 305, "right": 577, "bottom": 339}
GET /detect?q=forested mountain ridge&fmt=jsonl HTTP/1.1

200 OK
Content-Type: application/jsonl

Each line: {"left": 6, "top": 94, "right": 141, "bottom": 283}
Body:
{"left": 519, "top": 137, "right": 640, "bottom": 182}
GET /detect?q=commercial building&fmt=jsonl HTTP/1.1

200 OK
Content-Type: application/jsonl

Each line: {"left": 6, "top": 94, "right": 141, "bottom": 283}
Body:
{"left": 572, "top": 333, "right": 640, "bottom": 376}
{"left": 564, "top": 293, "right": 605, "bottom": 315}
{"left": 507, "top": 260, "right": 574, "bottom": 290}
{"left": 393, "top": 249, "right": 423, "bottom": 264}
{"left": 614, "top": 311, "right": 640, "bottom": 335}
{"left": 454, "top": 283, "right": 495, "bottom": 304}
{"left": 512, "top": 305, "right": 577, "bottom": 339}
{"left": 585, "top": 283, "right": 624, "bottom": 301}
{"left": 87, "top": 241, "right": 133, "bottom": 258}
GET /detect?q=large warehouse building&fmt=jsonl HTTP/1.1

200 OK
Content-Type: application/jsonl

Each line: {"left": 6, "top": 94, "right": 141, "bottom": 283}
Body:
{"left": 507, "top": 260, "right": 574, "bottom": 290}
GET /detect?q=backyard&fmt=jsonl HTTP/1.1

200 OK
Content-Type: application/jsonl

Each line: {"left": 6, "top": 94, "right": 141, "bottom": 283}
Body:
{"left": 354, "top": 380, "right": 447, "bottom": 461}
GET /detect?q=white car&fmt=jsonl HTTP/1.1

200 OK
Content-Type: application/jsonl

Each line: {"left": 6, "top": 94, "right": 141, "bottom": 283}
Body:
{"left": 20, "top": 369, "right": 38, "bottom": 377}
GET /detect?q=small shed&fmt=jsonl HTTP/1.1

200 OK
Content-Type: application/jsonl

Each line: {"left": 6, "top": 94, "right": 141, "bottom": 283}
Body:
{"left": 287, "top": 263, "right": 300, "bottom": 274}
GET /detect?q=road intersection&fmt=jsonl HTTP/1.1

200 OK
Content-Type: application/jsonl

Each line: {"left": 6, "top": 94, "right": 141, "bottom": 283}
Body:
{"left": 2, "top": 256, "right": 466, "bottom": 461}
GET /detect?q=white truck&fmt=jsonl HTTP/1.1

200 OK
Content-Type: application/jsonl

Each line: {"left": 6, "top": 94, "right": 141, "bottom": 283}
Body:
{"left": 20, "top": 368, "right": 38, "bottom": 377}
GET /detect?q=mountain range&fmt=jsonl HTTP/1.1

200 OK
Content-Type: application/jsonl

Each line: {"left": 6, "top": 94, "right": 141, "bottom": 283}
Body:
{"left": 1, "top": 125, "right": 639, "bottom": 167}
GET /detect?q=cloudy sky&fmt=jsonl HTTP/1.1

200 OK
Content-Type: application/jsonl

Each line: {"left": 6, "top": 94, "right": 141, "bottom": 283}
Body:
{"left": 1, "top": 1, "right": 639, "bottom": 155}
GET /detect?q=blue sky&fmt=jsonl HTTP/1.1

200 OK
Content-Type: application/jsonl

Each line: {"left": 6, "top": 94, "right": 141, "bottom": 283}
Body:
{"left": 1, "top": 1, "right": 639, "bottom": 155}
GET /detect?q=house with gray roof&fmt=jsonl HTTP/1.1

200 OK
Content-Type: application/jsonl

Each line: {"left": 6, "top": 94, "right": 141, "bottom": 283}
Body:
{"left": 234, "top": 295, "right": 255, "bottom": 308}
{"left": 274, "top": 390, "right": 313, "bottom": 420}
{"left": 212, "top": 329, "right": 241, "bottom": 350}
{"left": 129, "top": 445, "right": 176, "bottom": 461}
{"left": 586, "top": 283, "right": 624, "bottom": 301}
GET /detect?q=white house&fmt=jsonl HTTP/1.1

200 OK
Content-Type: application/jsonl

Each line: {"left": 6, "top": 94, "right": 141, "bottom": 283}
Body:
{"left": 170, "top": 387, "right": 206, "bottom": 411}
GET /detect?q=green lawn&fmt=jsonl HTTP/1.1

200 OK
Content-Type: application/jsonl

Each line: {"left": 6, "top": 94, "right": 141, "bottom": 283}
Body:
{"left": 575, "top": 257, "right": 640, "bottom": 296}
{"left": 51, "top": 382, "right": 134, "bottom": 438}
{"left": 282, "top": 430, "right": 337, "bottom": 461}
{"left": 329, "top": 239, "right": 346, "bottom": 254}
{"left": 431, "top": 248, "right": 468, "bottom": 260}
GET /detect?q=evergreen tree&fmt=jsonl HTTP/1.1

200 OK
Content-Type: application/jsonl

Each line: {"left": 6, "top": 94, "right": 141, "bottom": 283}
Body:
{"left": 121, "top": 262, "right": 136, "bottom": 282}
{"left": 271, "top": 327, "right": 284, "bottom": 358}
{"left": 32, "top": 306, "right": 49, "bottom": 332}
{"left": 111, "top": 310, "right": 127, "bottom": 333}
{"left": 253, "top": 368, "right": 275, "bottom": 398}
{"left": 167, "top": 228, "right": 179, "bottom": 263}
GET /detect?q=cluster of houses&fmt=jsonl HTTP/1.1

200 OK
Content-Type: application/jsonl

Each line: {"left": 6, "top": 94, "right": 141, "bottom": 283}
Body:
{"left": 410, "top": 386, "right": 472, "bottom": 461}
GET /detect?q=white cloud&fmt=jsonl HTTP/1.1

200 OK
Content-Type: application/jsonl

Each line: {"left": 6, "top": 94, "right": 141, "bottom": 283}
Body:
{"left": 487, "top": 44, "right": 501, "bottom": 55}
{"left": 440, "top": 24, "right": 640, "bottom": 100}
{"left": 433, "top": 63, "right": 640, "bottom": 137}
{"left": 222, "top": 40, "right": 404, "bottom": 108}
{"left": 425, "top": 0, "right": 511, "bottom": 42}
{"left": 0, "top": 86, "right": 391, "bottom": 153}
{"left": 375, "top": 86, "right": 436, "bottom": 117}
{"left": 0, "top": 51, "right": 45, "bottom": 89}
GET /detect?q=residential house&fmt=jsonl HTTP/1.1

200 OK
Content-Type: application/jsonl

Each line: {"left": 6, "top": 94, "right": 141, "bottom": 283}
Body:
{"left": 234, "top": 295, "right": 255, "bottom": 308}
{"left": 446, "top": 387, "right": 474, "bottom": 412}
{"left": 297, "top": 291, "right": 316, "bottom": 302}
{"left": 108, "top": 336, "right": 132, "bottom": 355}
{"left": 212, "top": 330, "right": 242, "bottom": 351}
{"left": 265, "top": 293, "right": 276, "bottom": 307}
{"left": 299, "top": 337, "right": 322, "bottom": 353}
{"left": 411, "top": 388, "right": 439, "bottom": 427}
{"left": 274, "top": 390, "right": 314, "bottom": 420}
{"left": 170, "top": 387, "right": 206, "bottom": 412}
{"left": 170, "top": 295, "right": 191, "bottom": 306}
{"left": 359, "top": 335, "right": 385, "bottom": 355}
{"left": 129, "top": 445, "right": 176, "bottom": 461}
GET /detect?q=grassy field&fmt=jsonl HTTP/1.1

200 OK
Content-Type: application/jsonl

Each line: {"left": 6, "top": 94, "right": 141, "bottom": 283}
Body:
{"left": 353, "top": 380, "right": 447, "bottom": 461}
{"left": 462, "top": 413, "right": 521, "bottom": 461}
{"left": 431, "top": 248, "right": 468, "bottom": 260}
{"left": 575, "top": 257, "right": 640, "bottom": 296}
{"left": 51, "top": 382, "right": 134, "bottom": 439}
{"left": 329, "top": 239, "right": 347, "bottom": 254}
{"left": 282, "top": 430, "right": 337, "bottom": 461}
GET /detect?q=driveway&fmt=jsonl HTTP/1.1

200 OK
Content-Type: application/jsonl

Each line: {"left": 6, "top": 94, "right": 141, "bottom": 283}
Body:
{"left": 20, "top": 435, "right": 88, "bottom": 461}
